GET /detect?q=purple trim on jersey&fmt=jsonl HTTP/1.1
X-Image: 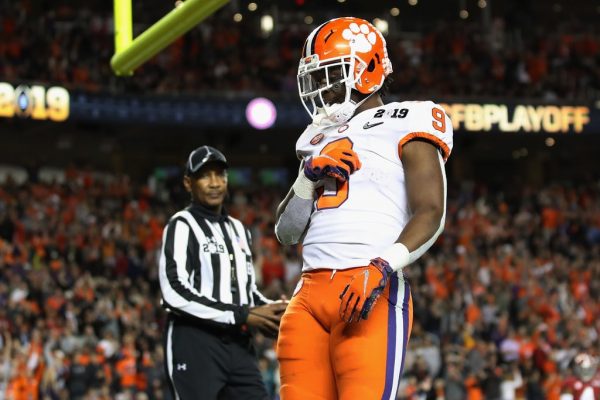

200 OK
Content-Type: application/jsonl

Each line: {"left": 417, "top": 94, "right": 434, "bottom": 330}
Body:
{"left": 397, "top": 279, "right": 411, "bottom": 394}
{"left": 381, "top": 273, "right": 399, "bottom": 400}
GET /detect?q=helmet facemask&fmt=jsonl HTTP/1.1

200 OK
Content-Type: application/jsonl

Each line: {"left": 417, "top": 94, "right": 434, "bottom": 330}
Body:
{"left": 298, "top": 53, "right": 367, "bottom": 127}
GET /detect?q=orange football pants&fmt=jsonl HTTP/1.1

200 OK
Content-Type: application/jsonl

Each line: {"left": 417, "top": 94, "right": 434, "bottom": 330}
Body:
{"left": 277, "top": 268, "right": 413, "bottom": 400}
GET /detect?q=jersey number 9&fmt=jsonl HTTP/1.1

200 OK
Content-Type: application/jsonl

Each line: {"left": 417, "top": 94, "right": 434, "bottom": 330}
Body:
{"left": 316, "top": 137, "right": 353, "bottom": 210}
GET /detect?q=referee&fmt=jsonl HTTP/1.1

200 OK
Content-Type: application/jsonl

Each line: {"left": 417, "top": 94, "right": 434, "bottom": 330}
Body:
{"left": 159, "top": 145, "right": 287, "bottom": 400}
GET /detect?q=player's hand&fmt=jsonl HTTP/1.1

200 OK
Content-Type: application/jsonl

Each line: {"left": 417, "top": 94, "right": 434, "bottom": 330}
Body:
{"left": 339, "top": 258, "right": 393, "bottom": 323}
{"left": 304, "top": 144, "right": 361, "bottom": 182}
{"left": 247, "top": 301, "right": 288, "bottom": 338}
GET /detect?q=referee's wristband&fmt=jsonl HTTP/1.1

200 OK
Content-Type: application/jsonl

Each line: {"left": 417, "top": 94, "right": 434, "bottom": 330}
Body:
{"left": 292, "top": 172, "right": 317, "bottom": 200}
{"left": 235, "top": 305, "right": 250, "bottom": 326}
{"left": 379, "top": 243, "right": 410, "bottom": 272}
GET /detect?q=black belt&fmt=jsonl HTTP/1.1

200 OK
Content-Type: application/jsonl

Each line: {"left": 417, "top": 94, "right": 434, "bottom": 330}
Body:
{"left": 170, "top": 314, "right": 251, "bottom": 345}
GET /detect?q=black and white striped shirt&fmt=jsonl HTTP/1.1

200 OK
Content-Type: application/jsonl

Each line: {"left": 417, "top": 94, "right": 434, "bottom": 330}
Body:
{"left": 159, "top": 204, "right": 270, "bottom": 326}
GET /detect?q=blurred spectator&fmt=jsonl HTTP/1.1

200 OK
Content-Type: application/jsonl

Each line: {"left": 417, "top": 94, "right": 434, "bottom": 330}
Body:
{"left": 1, "top": 2, "right": 598, "bottom": 101}
{"left": 0, "top": 165, "right": 598, "bottom": 398}
{"left": 499, "top": 363, "right": 523, "bottom": 400}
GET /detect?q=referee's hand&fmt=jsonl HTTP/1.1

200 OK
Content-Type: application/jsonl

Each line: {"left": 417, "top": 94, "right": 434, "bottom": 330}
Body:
{"left": 247, "top": 301, "right": 288, "bottom": 338}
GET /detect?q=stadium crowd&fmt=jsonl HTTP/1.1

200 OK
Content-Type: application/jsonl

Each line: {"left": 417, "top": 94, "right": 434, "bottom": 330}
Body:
{"left": 0, "top": 166, "right": 598, "bottom": 399}
{"left": 1, "top": 1, "right": 599, "bottom": 101}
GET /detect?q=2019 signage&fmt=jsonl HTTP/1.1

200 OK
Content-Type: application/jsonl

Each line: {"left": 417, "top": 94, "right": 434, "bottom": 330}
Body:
{"left": 0, "top": 82, "right": 70, "bottom": 122}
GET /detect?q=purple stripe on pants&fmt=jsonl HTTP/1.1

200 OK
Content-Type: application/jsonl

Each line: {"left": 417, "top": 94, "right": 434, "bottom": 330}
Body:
{"left": 381, "top": 274, "right": 411, "bottom": 400}
{"left": 381, "top": 273, "right": 399, "bottom": 399}
{"left": 397, "top": 279, "right": 411, "bottom": 392}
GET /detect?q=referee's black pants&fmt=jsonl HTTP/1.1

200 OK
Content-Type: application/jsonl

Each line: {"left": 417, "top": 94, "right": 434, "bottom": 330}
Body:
{"left": 164, "top": 316, "right": 269, "bottom": 400}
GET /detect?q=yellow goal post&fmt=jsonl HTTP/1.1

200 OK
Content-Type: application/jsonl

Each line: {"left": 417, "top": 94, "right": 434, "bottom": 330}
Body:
{"left": 111, "top": 0, "right": 229, "bottom": 76}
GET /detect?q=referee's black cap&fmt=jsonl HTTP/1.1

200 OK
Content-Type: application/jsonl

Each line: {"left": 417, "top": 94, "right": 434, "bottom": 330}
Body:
{"left": 185, "top": 146, "right": 228, "bottom": 176}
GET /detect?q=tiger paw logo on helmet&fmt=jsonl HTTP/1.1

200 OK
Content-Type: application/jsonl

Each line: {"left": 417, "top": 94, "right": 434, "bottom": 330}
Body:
{"left": 342, "top": 22, "right": 378, "bottom": 53}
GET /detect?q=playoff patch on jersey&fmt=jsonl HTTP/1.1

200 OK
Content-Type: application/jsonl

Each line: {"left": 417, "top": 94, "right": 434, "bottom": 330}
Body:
{"left": 310, "top": 133, "right": 324, "bottom": 145}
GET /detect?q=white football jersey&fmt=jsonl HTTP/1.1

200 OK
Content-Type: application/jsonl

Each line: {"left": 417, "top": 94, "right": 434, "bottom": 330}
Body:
{"left": 296, "top": 101, "right": 453, "bottom": 271}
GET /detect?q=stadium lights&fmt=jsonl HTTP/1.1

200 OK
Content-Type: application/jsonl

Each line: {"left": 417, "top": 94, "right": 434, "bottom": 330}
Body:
{"left": 261, "top": 15, "right": 274, "bottom": 35}
{"left": 246, "top": 98, "right": 277, "bottom": 130}
{"left": 478, "top": 0, "right": 487, "bottom": 8}
{"left": 458, "top": 0, "right": 469, "bottom": 20}
{"left": 512, "top": 148, "right": 528, "bottom": 159}
{"left": 408, "top": 0, "right": 418, "bottom": 6}
{"left": 373, "top": 19, "right": 389, "bottom": 36}
{"left": 233, "top": 13, "right": 243, "bottom": 22}
{"left": 390, "top": 7, "right": 400, "bottom": 17}
{"left": 248, "top": 2, "right": 257, "bottom": 11}
{"left": 304, "top": 15, "right": 314, "bottom": 24}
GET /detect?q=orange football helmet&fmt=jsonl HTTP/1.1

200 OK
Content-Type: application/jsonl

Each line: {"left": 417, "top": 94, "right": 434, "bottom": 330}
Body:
{"left": 298, "top": 17, "right": 393, "bottom": 126}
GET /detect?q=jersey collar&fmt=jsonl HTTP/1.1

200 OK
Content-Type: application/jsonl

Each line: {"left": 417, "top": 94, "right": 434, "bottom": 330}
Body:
{"left": 187, "top": 202, "right": 229, "bottom": 222}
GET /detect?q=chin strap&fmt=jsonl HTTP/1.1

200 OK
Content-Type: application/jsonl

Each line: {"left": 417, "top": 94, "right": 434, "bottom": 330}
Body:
{"left": 312, "top": 90, "right": 378, "bottom": 127}
{"left": 313, "top": 102, "right": 356, "bottom": 127}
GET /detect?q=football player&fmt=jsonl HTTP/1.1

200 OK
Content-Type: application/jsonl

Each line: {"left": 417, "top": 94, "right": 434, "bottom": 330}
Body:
{"left": 274, "top": 17, "right": 453, "bottom": 399}
{"left": 561, "top": 353, "right": 600, "bottom": 400}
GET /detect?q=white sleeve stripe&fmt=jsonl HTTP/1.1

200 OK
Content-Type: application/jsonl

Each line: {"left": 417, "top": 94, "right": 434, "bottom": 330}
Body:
{"left": 175, "top": 212, "right": 216, "bottom": 299}
{"left": 228, "top": 219, "right": 273, "bottom": 305}
{"left": 170, "top": 219, "right": 207, "bottom": 300}
{"left": 253, "top": 290, "right": 273, "bottom": 305}
{"left": 173, "top": 220, "right": 189, "bottom": 278}
{"left": 229, "top": 219, "right": 250, "bottom": 306}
